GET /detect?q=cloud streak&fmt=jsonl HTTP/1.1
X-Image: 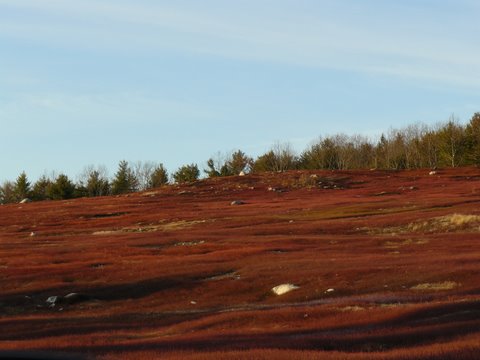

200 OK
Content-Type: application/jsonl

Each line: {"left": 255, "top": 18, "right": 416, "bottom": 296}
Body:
{"left": 1, "top": 0, "right": 479, "bottom": 89}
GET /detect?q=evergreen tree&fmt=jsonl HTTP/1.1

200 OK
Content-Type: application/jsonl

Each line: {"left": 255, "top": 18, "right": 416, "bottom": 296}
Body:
{"left": 86, "top": 170, "right": 110, "bottom": 196}
{"left": 148, "top": 164, "right": 169, "bottom": 188}
{"left": 204, "top": 158, "right": 221, "bottom": 178}
{"left": 31, "top": 176, "right": 53, "bottom": 201}
{"left": 111, "top": 160, "right": 138, "bottom": 194}
{"left": 48, "top": 174, "right": 75, "bottom": 200}
{"left": 225, "top": 150, "right": 253, "bottom": 175}
{"left": 173, "top": 164, "right": 200, "bottom": 183}
{"left": 13, "top": 171, "right": 31, "bottom": 201}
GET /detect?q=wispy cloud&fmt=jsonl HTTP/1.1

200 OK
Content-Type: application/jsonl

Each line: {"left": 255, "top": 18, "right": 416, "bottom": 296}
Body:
{"left": 1, "top": 0, "right": 479, "bottom": 89}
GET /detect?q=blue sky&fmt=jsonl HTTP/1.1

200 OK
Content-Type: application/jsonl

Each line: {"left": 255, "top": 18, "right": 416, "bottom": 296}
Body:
{"left": 1, "top": 0, "right": 479, "bottom": 182}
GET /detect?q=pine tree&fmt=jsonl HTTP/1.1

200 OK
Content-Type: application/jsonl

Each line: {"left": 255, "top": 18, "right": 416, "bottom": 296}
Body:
{"left": 86, "top": 170, "right": 110, "bottom": 197}
{"left": 31, "top": 176, "right": 53, "bottom": 201}
{"left": 13, "top": 171, "right": 31, "bottom": 201}
{"left": 173, "top": 164, "right": 200, "bottom": 183}
{"left": 48, "top": 174, "right": 75, "bottom": 200}
{"left": 111, "top": 160, "right": 138, "bottom": 194}
{"left": 227, "top": 150, "right": 253, "bottom": 175}
{"left": 148, "top": 164, "right": 169, "bottom": 188}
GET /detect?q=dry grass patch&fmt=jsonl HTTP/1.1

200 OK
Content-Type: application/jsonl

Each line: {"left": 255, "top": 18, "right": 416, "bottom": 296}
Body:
{"left": 339, "top": 305, "right": 365, "bottom": 312}
{"left": 93, "top": 220, "right": 208, "bottom": 235}
{"left": 411, "top": 281, "right": 459, "bottom": 291}
{"left": 383, "top": 238, "right": 429, "bottom": 249}
{"left": 409, "top": 214, "right": 480, "bottom": 233}
{"left": 373, "top": 213, "right": 480, "bottom": 235}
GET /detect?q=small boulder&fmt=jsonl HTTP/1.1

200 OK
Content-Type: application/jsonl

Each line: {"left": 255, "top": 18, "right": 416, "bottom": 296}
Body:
{"left": 46, "top": 296, "right": 60, "bottom": 307}
{"left": 272, "top": 283, "right": 299, "bottom": 296}
{"left": 239, "top": 171, "right": 246, "bottom": 176}
{"left": 19, "top": 198, "right": 32, "bottom": 204}
{"left": 231, "top": 200, "right": 245, "bottom": 206}
{"left": 429, "top": 171, "right": 437, "bottom": 175}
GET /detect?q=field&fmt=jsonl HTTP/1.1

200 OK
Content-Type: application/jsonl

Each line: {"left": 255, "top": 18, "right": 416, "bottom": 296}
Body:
{"left": 0, "top": 168, "right": 479, "bottom": 359}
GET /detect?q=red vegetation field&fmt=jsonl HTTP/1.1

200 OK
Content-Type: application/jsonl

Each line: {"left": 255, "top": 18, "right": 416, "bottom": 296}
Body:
{"left": 1, "top": 168, "right": 479, "bottom": 359}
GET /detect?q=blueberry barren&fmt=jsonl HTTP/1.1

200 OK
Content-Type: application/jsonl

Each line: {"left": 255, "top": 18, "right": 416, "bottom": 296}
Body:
{"left": 0, "top": 169, "right": 479, "bottom": 359}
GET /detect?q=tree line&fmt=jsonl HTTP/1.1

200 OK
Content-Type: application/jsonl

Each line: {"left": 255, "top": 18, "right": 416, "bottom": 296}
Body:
{"left": 1, "top": 113, "right": 479, "bottom": 204}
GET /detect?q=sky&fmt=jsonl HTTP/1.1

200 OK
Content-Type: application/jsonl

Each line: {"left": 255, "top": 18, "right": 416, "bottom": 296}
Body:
{"left": 1, "top": 0, "right": 479, "bottom": 182}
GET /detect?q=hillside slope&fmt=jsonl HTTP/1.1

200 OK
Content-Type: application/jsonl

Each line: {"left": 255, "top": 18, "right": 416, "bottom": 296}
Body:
{"left": 0, "top": 169, "right": 479, "bottom": 359}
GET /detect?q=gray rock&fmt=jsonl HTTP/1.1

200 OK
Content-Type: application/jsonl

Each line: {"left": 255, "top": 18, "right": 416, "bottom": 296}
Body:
{"left": 46, "top": 296, "right": 60, "bottom": 307}
{"left": 230, "top": 200, "right": 245, "bottom": 206}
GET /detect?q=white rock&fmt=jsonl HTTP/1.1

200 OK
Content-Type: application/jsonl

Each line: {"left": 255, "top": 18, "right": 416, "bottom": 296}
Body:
{"left": 429, "top": 171, "right": 437, "bottom": 175}
{"left": 325, "top": 288, "right": 335, "bottom": 293}
{"left": 272, "top": 283, "right": 299, "bottom": 296}
{"left": 239, "top": 171, "right": 246, "bottom": 176}
{"left": 19, "top": 198, "right": 32, "bottom": 204}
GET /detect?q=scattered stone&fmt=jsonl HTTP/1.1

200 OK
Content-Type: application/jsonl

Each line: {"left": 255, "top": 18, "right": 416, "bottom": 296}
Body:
{"left": 46, "top": 296, "right": 59, "bottom": 307}
{"left": 267, "top": 187, "right": 286, "bottom": 193}
{"left": 46, "top": 293, "right": 91, "bottom": 307}
{"left": 231, "top": 200, "right": 245, "bottom": 206}
{"left": 239, "top": 171, "right": 246, "bottom": 176}
{"left": 190, "top": 301, "right": 197, "bottom": 305}
{"left": 29, "top": 232, "right": 36, "bottom": 237}
{"left": 325, "top": 288, "right": 335, "bottom": 293}
{"left": 19, "top": 198, "right": 32, "bottom": 204}
{"left": 429, "top": 171, "right": 437, "bottom": 175}
{"left": 272, "top": 283, "right": 299, "bottom": 296}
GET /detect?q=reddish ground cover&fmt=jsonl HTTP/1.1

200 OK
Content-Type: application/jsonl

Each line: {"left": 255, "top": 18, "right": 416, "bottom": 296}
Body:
{"left": 0, "top": 168, "right": 479, "bottom": 359}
